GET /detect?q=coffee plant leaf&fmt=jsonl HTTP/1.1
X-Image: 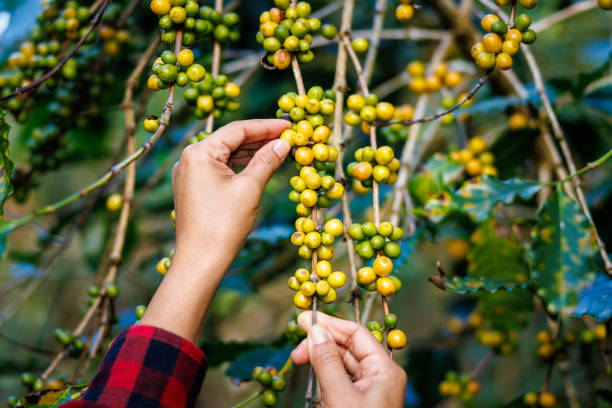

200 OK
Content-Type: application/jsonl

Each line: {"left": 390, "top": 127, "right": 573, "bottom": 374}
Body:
{"left": 439, "top": 275, "right": 526, "bottom": 294}
{"left": 409, "top": 153, "right": 464, "bottom": 205}
{"left": 424, "top": 176, "right": 541, "bottom": 224}
{"left": 528, "top": 189, "right": 599, "bottom": 316}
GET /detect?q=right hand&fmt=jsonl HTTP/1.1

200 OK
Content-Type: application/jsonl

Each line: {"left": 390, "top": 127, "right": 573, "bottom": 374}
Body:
{"left": 291, "top": 312, "right": 407, "bottom": 408}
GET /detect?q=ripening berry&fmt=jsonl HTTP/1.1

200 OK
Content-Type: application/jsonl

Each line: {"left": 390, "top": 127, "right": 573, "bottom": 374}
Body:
{"left": 358, "top": 266, "right": 376, "bottom": 285}
{"left": 475, "top": 52, "right": 496, "bottom": 71}
{"left": 144, "top": 116, "right": 160, "bottom": 132}
{"left": 106, "top": 193, "right": 123, "bottom": 211}
{"left": 506, "top": 29, "right": 523, "bottom": 43}
{"left": 387, "top": 329, "right": 407, "bottom": 349}
{"left": 376, "top": 277, "right": 396, "bottom": 296}
{"left": 325, "top": 183, "right": 344, "bottom": 200}
{"left": 538, "top": 342, "right": 555, "bottom": 359}
{"left": 353, "top": 162, "right": 373, "bottom": 181}
{"left": 373, "top": 256, "right": 393, "bottom": 277}
{"left": 536, "top": 330, "right": 551, "bottom": 344}
{"left": 444, "top": 71, "right": 462, "bottom": 88}
{"left": 351, "top": 37, "right": 369, "bottom": 53}
{"left": 300, "top": 281, "right": 316, "bottom": 296}
{"left": 468, "top": 136, "right": 487, "bottom": 155}
{"left": 466, "top": 381, "right": 481, "bottom": 395}
{"left": 376, "top": 102, "right": 395, "bottom": 121}
{"left": 523, "top": 391, "right": 538, "bottom": 406}
{"left": 471, "top": 42, "right": 486, "bottom": 59}
{"left": 407, "top": 60, "right": 425, "bottom": 77}
{"left": 324, "top": 218, "right": 344, "bottom": 237}
{"left": 538, "top": 392, "right": 556, "bottom": 408}
{"left": 395, "top": 4, "right": 414, "bottom": 21}
{"left": 294, "top": 291, "right": 312, "bottom": 309}
{"left": 328, "top": 271, "right": 347, "bottom": 288}
{"left": 496, "top": 52, "right": 513, "bottom": 70}
{"left": 321, "top": 287, "right": 337, "bottom": 303}
{"left": 150, "top": 0, "right": 172, "bottom": 16}
{"left": 465, "top": 159, "right": 483, "bottom": 176}
{"left": 315, "top": 280, "right": 331, "bottom": 296}
{"left": 481, "top": 14, "right": 500, "bottom": 32}
{"left": 177, "top": 49, "right": 194, "bottom": 66}
{"left": 482, "top": 33, "right": 503, "bottom": 53}
{"left": 156, "top": 257, "right": 170, "bottom": 275}
{"left": 288, "top": 276, "right": 301, "bottom": 290}
{"left": 598, "top": 0, "right": 612, "bottom": 9}
{"left": 594, "top": 324, "right": 607, "bottom": 341}
{"left": 508, "top": 112, "right": 528, "bottom": 129}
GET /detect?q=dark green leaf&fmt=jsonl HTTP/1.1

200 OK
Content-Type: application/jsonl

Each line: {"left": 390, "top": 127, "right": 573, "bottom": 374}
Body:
{"left": 528, "top": 189, "right": 599, "bottom": 316}
{"left": 423, "top": 176, "right": 541, "bottom": 223}
{"left": 573, "top": 52, "right": 612, "bottom": 97}
{"left": 438, "top": 275, "right": 526, "bottom": 294}
{"left": 0, "top": 110, "right": 14, "bottom": 220}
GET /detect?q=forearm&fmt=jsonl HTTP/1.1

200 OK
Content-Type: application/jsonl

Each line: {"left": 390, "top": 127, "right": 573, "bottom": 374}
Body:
{"left": 139, "top": 245, "right": 233, "bottom": 344}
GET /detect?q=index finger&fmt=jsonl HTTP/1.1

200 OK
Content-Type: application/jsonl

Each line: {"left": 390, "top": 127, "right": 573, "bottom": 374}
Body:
{"left": 297, "top": 312, "right": 388, "bottom": 362}
{"left": 206, "top": 119, "right": 290, "bottom": 154}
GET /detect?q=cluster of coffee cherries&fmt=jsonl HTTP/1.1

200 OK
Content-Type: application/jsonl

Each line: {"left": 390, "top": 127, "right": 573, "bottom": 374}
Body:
{"left": 53, "top": 328, "right": 85, "bottom": 358}
{"left": 449, "top": 136, "right": 498, "bottom": 177}
{"left": 438, "top": 372, "right": 482, "bottom": 402}
{"left": 98, "top": 25, "right": 131, "bottom": 57}
{"left": 182, "top": 73, "right": 241, "bottom": 120}
{"left": 476, "top": 328, "right": 517, "bottom": 354}
{"left": 366, "top": 314, "right": 407, "bottom": 349}
{"left": 407, "top": 61, "right": 463, "bottom": 95}
{"left": 150, "top": 0, "right": 240, "bottom": 46}
{"left": 10, "top": 374, "right": 68, "bottom": 406}
{"left": 343, "top": 94, "right": 395, "bottom": 130}
{"left": 378, "top": 104, "right": 414, "bottom": 145}
{"left": 472, "top": 10, "right": 536, "bottom": 72}
{"left": 446, "top": 311, "right": 483, "bottom": 335}
{"left": 156, "top": 248, "right": 174, "bottom": 276}
{"left": 288, "top": 220, "right": 348, "bottom": 309}
{"left": 395, "top": 0, "right": 415, "bottom": 22}
{"left": 347, "top": 146, "right": 400, "bottom": 193}
{"left": 348, "top": 221, "right": 403, "bottom": 260}
{"left": 523, "top": 391, "right": 556, "bottom": 407}
{"left": 285, "top": 311, "right": 307, "bottom": 343}
{"left": 581, "top": 323, "right": 607, "bottom": 343}
{"left": 251, "top": 366, "right": 287, "bottom": 407}
{"left": 189, "top": 130, "right": 211, "bottom": 144}
{"left": 357, "top": 256, "right": 401, "bottom": 300}
{"left": 535, "top": 330, "right": 576, "bottom": 361}
{"left": 257, "top": 1, "right": 322, "bottom": 69}
{"left": 147, "top": 48, "right": 207, "bottom": 92}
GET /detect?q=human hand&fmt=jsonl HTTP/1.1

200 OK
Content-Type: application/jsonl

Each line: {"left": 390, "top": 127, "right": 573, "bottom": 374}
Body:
{"left": 172, "top": 119, "right": 291, "bottom": 267}
{"left": 140, "top": 119, "right": 290, "bottom": 343}
{"left": 291, "top": 312, "right": 407, "bottom": 408}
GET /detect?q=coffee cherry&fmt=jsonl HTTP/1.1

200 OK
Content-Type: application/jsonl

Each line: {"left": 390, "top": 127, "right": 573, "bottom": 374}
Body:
{"left": 135, "top": 305, "right": 146, "bottom": 319}
{"left": 328, "top": 271, "right": 347, "bottom": 288}
{"left": 321, "top": 24, "right": 337, "bottom": 39}
{"left": 482, "top": 33, "right": 503, "bottom": 53}
{"left": 376, "top": 277, "right": 396, "bottom": 296}
{"left": 177, "top": 49, "right": 194, "bottom": 66}
{"left": 387, "top": 329, "right": 407, "bottom": 349}
{"left": 351, "top": 38, "right": 369, "bottom": 53}
{"left": 599, "top": 0, "right": 612, "bottom": 9}
{"left": 522, "top": 29, "right": 536, "bottom": 44}
{"left": 514, "top": 14, "right": 532, "bottom": 31}
{"left": 373, "top": 256, "right": 393, "bottom": 277}
{"left": 144, "top": 116, "right": 160, "bottom": 132}
{"left": 475, "top": 52, "right": 496, "bottom": 71}
{"left": 324, "top": 218, "right": 344, "bottom": 237}
{"left": 523, "top": 391, "right": 538, "bottom": 406}
{"left": 496, "top": 52, "right": 513, "bottom": 70}
{"left": 594, "top": 324, "right": 607, "bottom": 341}
{"left": 481, "top": 14, "right": 500, "bottom": 31}
{"left": 300, "top": 281, "right": 315, "bottom": 296}
{"left": 271, "top": 376, "right": 286, "bottom": 391}
{"left": 105, "top": 283, "right": 119, "bottom": 299}
{"left": 384, "top": 313, "right": 398, "bottom": 329}
{"left": 106, "top": 193, "right": 123, "bottom": 211}
{"left": 151, "top": 0, "right": 172, "bottom": 16}
{"left": 396, "top": 4, "right": 414, "bottom": 21}
{"left": 294, "top": 291, "right": 312, "bottom": 309}
{"left": 538, "top": 392, "right": 556, "bottom": 408}
{"left": 357, "top": 266, "right": 376, "bottom": 285}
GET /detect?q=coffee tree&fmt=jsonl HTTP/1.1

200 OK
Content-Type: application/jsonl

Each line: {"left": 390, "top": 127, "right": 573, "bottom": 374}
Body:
{"left": 0, "top": 0, "right": 611, "bottom": 406}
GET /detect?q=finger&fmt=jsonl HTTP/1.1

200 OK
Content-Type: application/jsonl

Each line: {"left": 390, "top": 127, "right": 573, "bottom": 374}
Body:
{"left": 228, "top": 157, "right": 252, "bottom": 168}
{"left": 297, "top": 312, "right": 387, "bottom": 361}
{"left": 206, "top": 119, "right": 290, "bottom": 155}
{"left": 238, "top": 138, "right": 291, "bottom": 187}
{"left": 292, "top": 341, "right": 359, "bottom": 375}
{"left": 307, "top": 324, "right": 355, "bottom": 396}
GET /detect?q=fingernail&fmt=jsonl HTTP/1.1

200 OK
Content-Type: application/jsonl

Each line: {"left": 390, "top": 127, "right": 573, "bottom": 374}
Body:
{"left": 310, "top": 324, "right": 331, "bottom": 345}
{"left": 273, "top": 139, "right": 291, "bottom": 158}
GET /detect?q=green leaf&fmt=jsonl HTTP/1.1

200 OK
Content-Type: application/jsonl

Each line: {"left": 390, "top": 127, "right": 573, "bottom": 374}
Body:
{"left": 409, "top": 154, "right": 464, "bottom": 205}
{"left": 528, "top": 189, "right": 599, "bottom": 316}
{"left": 574, "top": 52, "right": 612, "bottom": 97}
{"left": 0, "top": 110, "right": 14, "bottom": 220}
{"left": 437, "top": 275, "right": 526, "bottom": 294}
{"left": 468, "top": 221, "right": 533, "bottom": 332}
{"left": 423, "top": 176, "right": 541, "bottom": 223}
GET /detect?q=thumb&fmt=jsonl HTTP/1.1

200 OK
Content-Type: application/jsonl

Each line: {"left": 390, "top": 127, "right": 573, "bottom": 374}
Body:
{"left": 308, "top": 324, "right": 354, "bottom": 397}
{"left": 240, "top": 139, "right": 290, "bottom": 187}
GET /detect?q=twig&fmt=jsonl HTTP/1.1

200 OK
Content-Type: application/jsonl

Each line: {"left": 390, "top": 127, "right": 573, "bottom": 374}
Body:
{"left": 362, "top": 0, "right": 387, "bottom": 84}
{"left": 0, "top": 0, "right": 111, "bottom": 102}
{"left": 331, "top": 0, "right": 360, "bottom": 323}
{"left": 231, "top": 391, "right": 263, "bottom": 408}
{"left": 206, "top": 0, "right": 224, "bottom": 133}
{"left": 340, "top": 35, "right": 368, "bottom": 95}
{"left": 558, "top": 361, "right": 582, "bottom": 408}
{"left": 390, "top": 34, "right": 453, "bottom": 226}
{"left": 117, "top": 0, "right": 142, "bottom": 28}
{"left": 548, "top": 147, "right": 612, "bottom": 186}
{"left": 531, "top": 0, "right": 597, "bottom": 32}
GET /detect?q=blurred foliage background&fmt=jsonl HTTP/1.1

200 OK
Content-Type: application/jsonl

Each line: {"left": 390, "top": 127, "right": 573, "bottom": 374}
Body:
{"left": 0, "top": 0, "right": 611, "bottom": 407}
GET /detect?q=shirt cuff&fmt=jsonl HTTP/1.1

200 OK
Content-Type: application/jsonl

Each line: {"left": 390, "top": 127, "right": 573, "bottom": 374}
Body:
{"left": 81, "top": 325, "right": 207, "bottom": 408}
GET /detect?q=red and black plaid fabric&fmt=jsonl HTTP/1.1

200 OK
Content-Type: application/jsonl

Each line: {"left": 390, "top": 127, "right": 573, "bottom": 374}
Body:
{"left": 61, "top": 325, "right": 207, "bottom": 408}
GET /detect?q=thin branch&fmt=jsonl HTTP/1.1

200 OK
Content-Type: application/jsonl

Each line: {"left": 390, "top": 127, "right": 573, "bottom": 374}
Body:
{"left": 362, "top": 0, "right": 387, "bottom": 84}
{"left": 117, "top": 0, "right": 142, "bottom": 28}
{"left": 390, "top": 34, "right": 453, "bottom": 226}
{"left": 331, "top": 0, "right": 360, "bottom": 323}
{"left": 0, "top": 0, "right": 111, "bottom": 102}
{"left": 206, "top": 0, "right": 224, "bottom": 133}
{"left": 531, "top": 0, "right": 597, "bottom": 32}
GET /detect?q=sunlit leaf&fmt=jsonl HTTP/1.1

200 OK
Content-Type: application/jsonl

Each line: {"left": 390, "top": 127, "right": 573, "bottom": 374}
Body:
{"left": 423, "top": 176, "right": 541, "bottom": 223}
{"left": 575, "top": 274, "right": 612, "bottom": 321}
{"left": 528, "top": 189, "right": 599, "bottom": 316}
{"left": 409, "top": 154, "right": 464, "bottom": 205}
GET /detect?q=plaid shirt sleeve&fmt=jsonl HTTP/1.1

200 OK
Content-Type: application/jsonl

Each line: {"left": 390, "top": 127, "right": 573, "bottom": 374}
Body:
{"left": 60, "top": 325, "right": 207, "bottom": 408}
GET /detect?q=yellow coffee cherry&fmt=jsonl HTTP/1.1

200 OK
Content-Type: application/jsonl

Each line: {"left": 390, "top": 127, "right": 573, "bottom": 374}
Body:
{"left": 468, "top": 136, "right": 487, "bottom": 155}
{"left": 315, "top": 280, "right": 331, "bottom": 296}
{"left": 324, "top": 218, "right": 344, "bottom": 237}
{"left": 407, "top": 60, "right": 425, "bottom": 77}
{"left": 316, "top": 260, "right": 332, "bottom": 278}
{"left": 395, "top": 4, "right": 414, "bottom": 21}
{"left": 156, "top": 257, "right": 170, "bottom": 275}
{"left": 328, "top": 271, "right": 347, "bottom": 288}
{"left": 288, "top": 276, "right": 301, "bottom": 291}
{"left": 300, "top": 281, "right": 316, "bottom": 296}
{"left": 106, "top": 193, "right": 123, "bottom": 211}
{"left": 177, "top": 49, "right": 194, "bottom": 67}
{"left": 321, "top": 287, "right": 337, "bottom": 303}
{"left": 294, "top": 291, "right": 312, "bottom": 309}
{"left": 225, "top": 82, "right": 241, "bottom": 99}
{"left": 295, "top": 268, "right": 310, "bottom": 283}
{"left": 358, "top": 267, "right": 376, "bottom": 285}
